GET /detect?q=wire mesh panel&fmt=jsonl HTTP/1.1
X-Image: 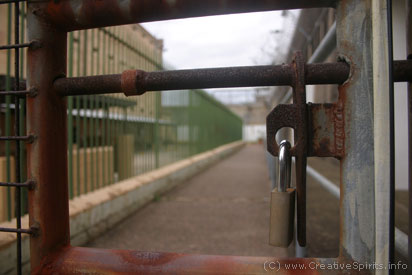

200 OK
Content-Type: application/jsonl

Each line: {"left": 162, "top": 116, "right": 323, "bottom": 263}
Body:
{"left": 65, "top": 25, "right": 242, "bottom": 199}
{"left": 0, "top": 1, "right": 33, "bottom": 275}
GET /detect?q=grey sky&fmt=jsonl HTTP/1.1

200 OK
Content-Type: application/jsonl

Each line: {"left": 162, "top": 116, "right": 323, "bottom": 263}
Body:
{"left": 141, "top": 11, "right": 298, "bottom": 103}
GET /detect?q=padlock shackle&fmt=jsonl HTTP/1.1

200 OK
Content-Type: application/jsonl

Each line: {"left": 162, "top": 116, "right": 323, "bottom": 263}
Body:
{"left": 278, "top": 140, "right": 292, "bottom": 192}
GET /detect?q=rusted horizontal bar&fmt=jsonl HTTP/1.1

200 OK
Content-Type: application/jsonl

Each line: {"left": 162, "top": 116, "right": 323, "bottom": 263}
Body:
{"left": 0, "top": 227, "right": 32, "bottom": 234}
{"left": 0, "top": 88, "right": 37, "bottom": 97}
{"left": 36, "top": 246, "right": 347, "bottom": 274}
{"left": 0, "top": 42, "right": 31, "bottom": 51}
{"left": 0, "top": 180, "right": 35, "bottom": 189}
{"left": 0, "top": 135, "right": 35, "bottom": 142}
{"left": 0, "top": 90, "right": 30, "bottom": 96}
{"left": 55, "top": 74, "right": 123, "bottom": 96}
{"left": 40, "top": 0, "right": 337, "bottom": 31}
{"left": 55, "top": 62, "right": 350, "bottom": 97}
{"left": 55, "top": 60, "right": 412, "bottom": 97}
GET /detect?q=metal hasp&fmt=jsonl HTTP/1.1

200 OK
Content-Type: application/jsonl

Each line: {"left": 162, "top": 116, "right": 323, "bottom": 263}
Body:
{"left": 267, "top": 52, "right": 311, "bottom": 246}
{"left": 266, "top": 53, "right": 347, "bottom": 156}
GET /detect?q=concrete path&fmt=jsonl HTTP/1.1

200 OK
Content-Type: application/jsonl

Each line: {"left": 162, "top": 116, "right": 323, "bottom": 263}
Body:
{"left": 87, "top": 144, "right": 410, "bottom": 274}
{"left": 87, "top": 144, "right": 342, "bottom": 258}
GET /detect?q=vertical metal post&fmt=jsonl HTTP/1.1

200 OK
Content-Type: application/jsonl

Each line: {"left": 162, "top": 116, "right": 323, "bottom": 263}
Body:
{"left": 14, "top": 1, "right": 22, "bottom": 273}
{"left": 76, "top": 31, "right": 81, "bottom": 195}
{"left": 155, "top": 92, "right": 160, "bottom": 169}
{"left": 19, "top": 3, "right": 27, "bottom": 217}
{"left": 386, "top": 1, "right": 395, "bottom": 270}
{"left": 68, "top": 32, "right": 74, "bottom": 199}
{"left": 102, "top": 29, "right": 107, "bottom": 186}
{"left": 407, "top": 0, "right": 412, "bottom": 268}
{"left": 14, "top": 2, "right": 22, "bottom": 274}
{"left": 90, "top": 29, "right": 95, "bottom": 191}
{"left": 189, "top": 91, "right": 193, "bottom": 156}
{"left": 95, "top": 29, "right": 101, "bottom": 188}
{"left": 336, "top": 0, "right": 376, "bottom": 263}
{"left": 372, "top": 0, "right": 392, "bottom": 272}
{"left": 6, "top": 3, "right": 12, "bottom": 221}
{"left": 108, "top": 28, "right": 113, "bottom": 184}
{"left": 27, "top": 2, "right": 69, "bottom": 272}
{"left": 82, "top": 30, "right": 88, "bottom": 192}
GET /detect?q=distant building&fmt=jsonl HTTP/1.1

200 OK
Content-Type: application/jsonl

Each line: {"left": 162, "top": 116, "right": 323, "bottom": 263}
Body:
{"left": 227, "top": 93, "right": 268, "bottom": 141}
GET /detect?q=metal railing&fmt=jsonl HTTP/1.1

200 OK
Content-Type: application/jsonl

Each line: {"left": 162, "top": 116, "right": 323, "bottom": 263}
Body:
{"left": 1, "top": 0, "right": 411, "bottom": 274}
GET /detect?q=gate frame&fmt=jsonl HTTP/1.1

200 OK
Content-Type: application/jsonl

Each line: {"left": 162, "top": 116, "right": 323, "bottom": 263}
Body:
{"left": 23, "top": 0, "right": 408, "bottom": 273}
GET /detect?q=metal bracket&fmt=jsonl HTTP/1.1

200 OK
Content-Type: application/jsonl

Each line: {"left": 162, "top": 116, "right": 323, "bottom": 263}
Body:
{"left": 267, "top": 103, "right": 344, "bottom": 158}
{"left": 266, "top": 52, "right": 345, "bottom": 246}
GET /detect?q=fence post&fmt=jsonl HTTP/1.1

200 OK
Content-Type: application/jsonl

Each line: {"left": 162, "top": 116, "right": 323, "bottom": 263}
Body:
{"left": 406, "top": 0, "right": 412, "bottom": 267}
{"left": 336, "top": 0, "right": 376, "bottom": 263}
{"left": 155, "top": 92, "right": 160, "bottom": 168}
{"left": 27, "top": 1, "right": 69, "bottom": 272}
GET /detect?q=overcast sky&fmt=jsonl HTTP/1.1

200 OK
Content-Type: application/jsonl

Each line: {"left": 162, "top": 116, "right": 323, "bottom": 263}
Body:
{"left": 141, "top": 11, "right": 298, "bottom": 103}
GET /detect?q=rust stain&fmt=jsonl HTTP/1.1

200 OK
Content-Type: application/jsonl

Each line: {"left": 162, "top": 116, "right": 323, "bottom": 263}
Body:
{"left": 318, "top": 137, "right": 332, "bottom": 156}
{"left": 308, "top": 103, "right": 339, "bottom": 157}
{"left": 121, "top": 70, "right": 146, "bottom": 96}
{"left": 334, "top": 56, "right": 353, "bottom": 159}
{"left": 333, "top": 101, "right": 345, "bottom": 158}
{"left": 45, "top": 0, "right": 75, "bottom": 31}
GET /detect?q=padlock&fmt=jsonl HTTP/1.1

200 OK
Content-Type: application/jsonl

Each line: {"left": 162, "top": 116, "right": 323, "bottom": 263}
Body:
{"left": 269, "top": 140, "right": 295, "bottom": 247}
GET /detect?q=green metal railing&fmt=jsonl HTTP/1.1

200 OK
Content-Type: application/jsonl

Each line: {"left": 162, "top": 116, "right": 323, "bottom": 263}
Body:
{"left": 0, "top": 4, "right": 242, "bottom": 220}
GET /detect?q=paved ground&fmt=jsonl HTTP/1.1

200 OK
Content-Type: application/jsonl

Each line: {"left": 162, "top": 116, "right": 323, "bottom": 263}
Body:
{"left": 88, "top": 144, "right": 289, "bottom": 256}
{"left": 88, "top": 144, "right": 340, "bottom": 258}
{"left": 87, "top": 144, "right": 408, "bottom": 270}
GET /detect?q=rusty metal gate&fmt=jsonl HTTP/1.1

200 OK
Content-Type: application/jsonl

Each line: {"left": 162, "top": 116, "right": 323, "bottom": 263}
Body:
{"left": 0, "top": 0, "right": 412, "bottom": 274}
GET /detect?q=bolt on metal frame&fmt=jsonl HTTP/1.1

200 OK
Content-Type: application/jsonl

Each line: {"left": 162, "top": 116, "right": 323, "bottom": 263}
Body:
{"left": 0, "top": 0, "right": 404, "bottom": 273}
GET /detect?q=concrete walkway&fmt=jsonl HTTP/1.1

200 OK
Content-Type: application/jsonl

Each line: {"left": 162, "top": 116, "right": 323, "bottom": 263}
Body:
{"left": 87, "top": 144, "right": 411, "bottom": 275}
{"left": 87, "top": 144, "right": 342, "bottom": 258}
{"left": 87, "top": 144, "right": 288, "bottom": 256}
